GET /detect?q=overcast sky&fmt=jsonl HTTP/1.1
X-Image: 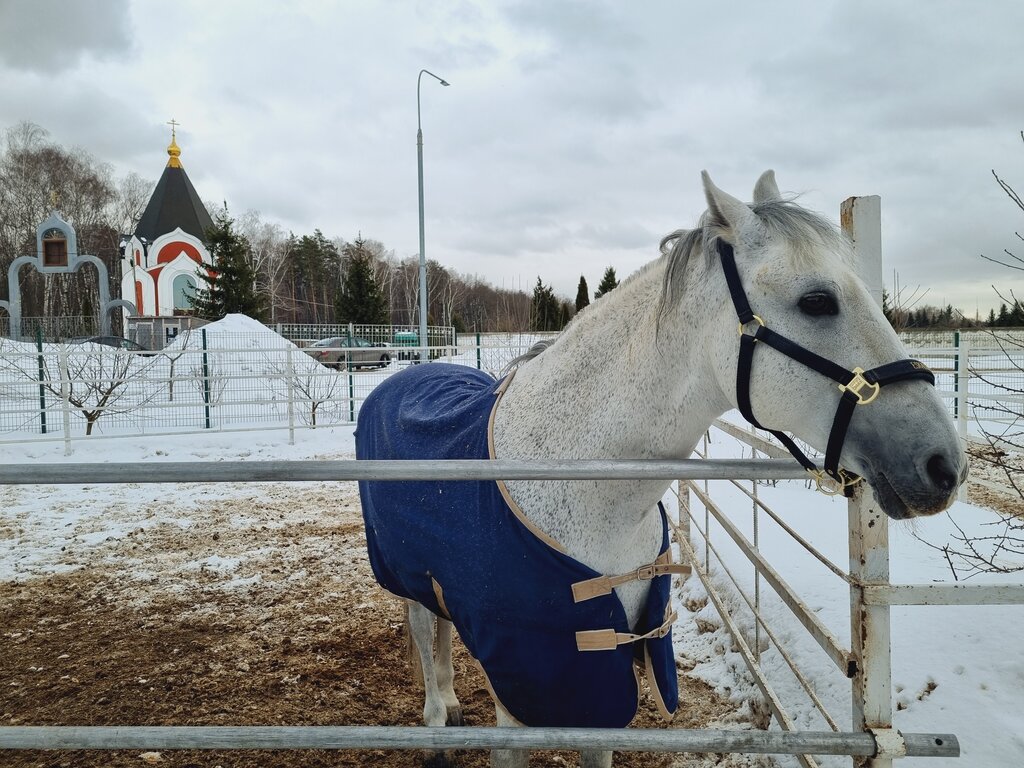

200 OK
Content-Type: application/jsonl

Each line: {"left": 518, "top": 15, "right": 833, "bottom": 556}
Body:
{"left": 2, "top": 0, "right": 1023, "bottom": 315}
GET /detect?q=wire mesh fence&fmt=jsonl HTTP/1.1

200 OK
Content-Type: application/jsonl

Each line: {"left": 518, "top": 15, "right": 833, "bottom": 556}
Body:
{"left": 0, "top": 331, "right": 552, "bottom": 445}
{"left": 1, "top": 327, "right": 1017, "bottom": 448}
{"left": 900, "top": 328, "right": 1024, "bottom": 424}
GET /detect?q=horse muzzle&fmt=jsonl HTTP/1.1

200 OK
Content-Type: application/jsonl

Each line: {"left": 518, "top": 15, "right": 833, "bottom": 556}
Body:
{"left": 857, "top": 445, "right": 967, "bottom": 520}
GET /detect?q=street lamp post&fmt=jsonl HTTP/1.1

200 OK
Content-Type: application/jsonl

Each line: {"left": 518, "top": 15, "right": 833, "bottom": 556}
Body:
{"left": 417, "top": 69, "right": 449, "bottom": 362}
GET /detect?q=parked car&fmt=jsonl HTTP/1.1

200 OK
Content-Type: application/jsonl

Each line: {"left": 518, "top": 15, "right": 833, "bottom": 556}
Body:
{"left": 305, "top": 336, "right": 391, "bottom": 369}
{"left": 70, "top": 336, "right": 154, "bottom": 354}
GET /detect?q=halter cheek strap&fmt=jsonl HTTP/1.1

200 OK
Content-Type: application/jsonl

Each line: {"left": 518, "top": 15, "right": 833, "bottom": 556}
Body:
{"left": 718, "top": 240, "right": 935, "bottom": 495}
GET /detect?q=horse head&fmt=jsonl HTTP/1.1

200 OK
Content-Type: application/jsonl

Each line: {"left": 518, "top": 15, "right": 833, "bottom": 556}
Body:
{"left": 688, "top": 171, "right": 966, "bottom": 519}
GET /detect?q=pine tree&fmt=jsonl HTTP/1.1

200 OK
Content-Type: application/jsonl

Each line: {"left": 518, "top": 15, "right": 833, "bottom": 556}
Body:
{"left": 189, "top": 212, "right": 266, "bottom": 321}
{"left": 575, "top": 276, "right": 590, "bottom": 312}
{"left": 594, "top": 267, "right": 619, "bottom": 299}
{"left": 997, "top": 303, "right": 1010, "bottom": 326}
{"left": 529, "top": 277, "right": 560, "bottom": 331}
{"left": 335, "top": 235, "right": 387, "bottom": 325}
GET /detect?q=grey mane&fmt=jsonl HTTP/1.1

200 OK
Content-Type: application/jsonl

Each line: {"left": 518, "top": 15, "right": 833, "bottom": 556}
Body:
{"left": 501, "top": 339, "right": 556, "bottom": 376}
{"left": 658, "top": 198, "right": 849, "bottom": 322}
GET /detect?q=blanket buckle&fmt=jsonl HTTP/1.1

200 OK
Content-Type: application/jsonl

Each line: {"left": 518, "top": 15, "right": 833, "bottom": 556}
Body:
{"left": 636, "top": 564, "right": 657, "bottom": 581}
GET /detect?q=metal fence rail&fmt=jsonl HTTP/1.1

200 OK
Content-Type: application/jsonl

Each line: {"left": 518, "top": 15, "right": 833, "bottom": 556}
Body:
{"left": 0, "top": 725, "right": 958, "bottom": 757}
{"left": 0, "top": 458, "right": 813, "bottom": 485}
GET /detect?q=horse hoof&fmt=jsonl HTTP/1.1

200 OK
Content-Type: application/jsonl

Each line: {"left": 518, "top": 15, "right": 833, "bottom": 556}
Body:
{"left": 446, "top": 706, "right": 465, "bottom": 727}
{"left": 423, "top": 750, "right": 455, "bottom": 768}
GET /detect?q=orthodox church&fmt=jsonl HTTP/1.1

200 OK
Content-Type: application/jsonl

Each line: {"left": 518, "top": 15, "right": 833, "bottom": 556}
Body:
{"left": 120, "top": 125, "right": 214, "bottom": 343}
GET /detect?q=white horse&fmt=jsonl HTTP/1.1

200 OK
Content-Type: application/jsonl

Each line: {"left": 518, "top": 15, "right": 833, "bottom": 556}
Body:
{"left": 357, "top": 171, "right": 966, "bottom": 768}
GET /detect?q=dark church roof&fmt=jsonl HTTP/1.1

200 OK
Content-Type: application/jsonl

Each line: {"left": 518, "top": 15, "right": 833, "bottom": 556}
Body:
{"left": 134, "top": 135, "right": 214, "bottom": 243}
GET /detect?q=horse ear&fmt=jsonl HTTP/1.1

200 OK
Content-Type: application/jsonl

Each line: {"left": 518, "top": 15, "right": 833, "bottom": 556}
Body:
{"left": 701, "top": 171, "right": 758, "bottom": 241}
{"left": 752, "top": 169, "right": 780, "bottom": 204}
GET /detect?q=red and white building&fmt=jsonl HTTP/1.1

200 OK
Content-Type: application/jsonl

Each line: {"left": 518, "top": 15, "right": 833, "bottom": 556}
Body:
{"left": 120, "top": 130, "right": 214, "bottom": 325}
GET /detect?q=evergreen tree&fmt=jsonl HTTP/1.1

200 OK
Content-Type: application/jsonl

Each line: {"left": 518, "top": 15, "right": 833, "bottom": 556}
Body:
{"left": 997, "top": 303, "right": 1010, "bottom": 326}
{"left": 594, "top": 267, "right": 619, "bottom": 299}
{"left": 335, "top": 235, "right": 387, "bottom": 325}
{"left": 189, "top": 212, "right": 266, "bottom": 321}
{"left": 987, "top": 308, "right": 997, "bottom": 327}
{"left": 290, "top": 230, "right": 341, "bottom": 323}
{"left": 575, "top": 276, "right": 590, "bottom": 312}
{"left": 1011, "top": 300, "right": 1024, "bottom": 326}
{"left": 558, "top": 300, "right": 573, "bottom": 329}
{"left": 529, "top": 277, "right": 560, "bottom": 331}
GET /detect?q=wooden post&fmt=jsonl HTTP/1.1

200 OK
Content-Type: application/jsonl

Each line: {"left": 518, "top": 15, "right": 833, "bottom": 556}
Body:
{"left": 842, "top": 195, "right": 893, "bottom": 768}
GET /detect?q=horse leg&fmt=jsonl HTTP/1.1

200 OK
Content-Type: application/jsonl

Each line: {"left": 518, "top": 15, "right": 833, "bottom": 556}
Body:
{"left": 580, "top": 749, "right": 613, "bottom": 768}
{"left": 434, "top": 617, "right": 464, "bottom": 725}
{"left": 490, "top": 704, "right": 527, "bottom": 768}
{"left": 406, "top": 601, "right": 452, "bottom": 768}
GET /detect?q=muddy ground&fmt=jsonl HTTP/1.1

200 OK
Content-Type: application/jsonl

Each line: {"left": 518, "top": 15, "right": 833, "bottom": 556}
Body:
{"left": 965, "top": 439, "right": 1023, "bottom": 517}
{"left": 0, "top": 482, "right": 764, "bottom": 768}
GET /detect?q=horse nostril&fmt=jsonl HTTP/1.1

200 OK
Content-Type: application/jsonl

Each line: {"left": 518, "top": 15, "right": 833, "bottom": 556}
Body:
{"left": 926, "top": 454, "right": 958, "bottom": 493}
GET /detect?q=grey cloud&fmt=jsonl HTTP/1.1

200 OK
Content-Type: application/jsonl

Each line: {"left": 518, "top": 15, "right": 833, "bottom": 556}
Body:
{"left": 0, "top": 0, "right": 132, "bottom": 73}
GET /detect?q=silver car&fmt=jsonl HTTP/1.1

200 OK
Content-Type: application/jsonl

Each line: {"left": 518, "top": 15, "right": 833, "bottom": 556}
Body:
{"left": 305, "top": 337, "right": 391, "bottom": 369}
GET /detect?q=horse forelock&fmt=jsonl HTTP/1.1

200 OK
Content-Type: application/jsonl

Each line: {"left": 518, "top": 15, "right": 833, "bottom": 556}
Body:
{"left": 657, "top": 199, "right": 853, "bottom": 321}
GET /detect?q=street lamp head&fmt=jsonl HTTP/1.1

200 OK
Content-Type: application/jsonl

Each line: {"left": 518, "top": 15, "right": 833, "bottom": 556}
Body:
{"left": 439, "top": 80, "right": 450, "bottom": 87}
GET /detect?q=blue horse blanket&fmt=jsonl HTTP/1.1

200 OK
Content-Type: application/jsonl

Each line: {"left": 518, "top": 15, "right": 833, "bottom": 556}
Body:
{"left": 356, "top": 363, "right": 678, "bottom": 728}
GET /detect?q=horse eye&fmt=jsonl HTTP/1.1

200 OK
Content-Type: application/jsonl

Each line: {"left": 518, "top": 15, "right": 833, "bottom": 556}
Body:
{"left": 798, "top": 292, "right": 838, "bottom": 316}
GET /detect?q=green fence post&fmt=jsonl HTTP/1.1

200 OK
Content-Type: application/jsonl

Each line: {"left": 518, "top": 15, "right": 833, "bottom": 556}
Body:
{"left": 476, "top": 332, "right": 482, "bottom": 370}
{"left": 201, "top": 328, "right": 211, "bottom": 430}
{"left": 36, "top": 326, "right": 47, "bottom": 434}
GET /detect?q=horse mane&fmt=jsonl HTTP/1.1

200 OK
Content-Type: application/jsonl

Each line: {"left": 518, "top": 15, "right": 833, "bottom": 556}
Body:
{"left": 658, "top": 198, "right": 851, "bottom": 322}
{"left": 501, "top": 338, "right": 556, "bottom": 375}
{"left": 504, "top": 199, "right": 850, "bottom": 369}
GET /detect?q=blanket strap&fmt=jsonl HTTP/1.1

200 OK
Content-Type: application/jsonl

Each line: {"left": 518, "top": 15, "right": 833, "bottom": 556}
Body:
{"left": 575, "top": 610, "right": 679, "bottom": 652}
{"left": 571, "top": 550, "right": 688, "bottom": 603}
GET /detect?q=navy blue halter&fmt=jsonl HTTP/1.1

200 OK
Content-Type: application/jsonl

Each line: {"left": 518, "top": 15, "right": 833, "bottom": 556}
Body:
{"left": 717, "top": 239, "right": 935, "bottom": 495}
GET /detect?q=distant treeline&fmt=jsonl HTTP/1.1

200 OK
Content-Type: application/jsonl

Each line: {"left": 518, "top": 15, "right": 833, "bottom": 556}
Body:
{"left": 1, "top": 121, "right": 630, "bottom": 333}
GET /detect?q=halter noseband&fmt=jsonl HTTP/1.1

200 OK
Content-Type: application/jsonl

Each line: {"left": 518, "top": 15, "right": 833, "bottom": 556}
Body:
{"left": 717, "top": 239, "right": 935, "bottom": 496}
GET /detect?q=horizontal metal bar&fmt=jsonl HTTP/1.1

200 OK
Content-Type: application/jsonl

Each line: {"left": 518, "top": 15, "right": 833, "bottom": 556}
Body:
{"left": 0, "top": 726, "right": 959, "bottom": 757}
{"left": 0, "top": 458, "right": 812, "bottom": 485}
{"left": 863, "top": 583, "right": 1024, "bottom": 606}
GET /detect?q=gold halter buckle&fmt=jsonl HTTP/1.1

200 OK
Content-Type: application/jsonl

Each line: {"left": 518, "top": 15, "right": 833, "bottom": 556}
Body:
{"left": 737, "top": 315, "right": 765, "bottom": 337}
{"left": 811, "top": 469, "right": 863, "bottom": 496}
{"left": 838, "top": 367, "right": 880, "bottom": 405}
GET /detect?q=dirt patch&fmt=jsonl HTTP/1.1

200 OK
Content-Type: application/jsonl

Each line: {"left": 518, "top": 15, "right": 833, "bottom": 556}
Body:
{"left": 964, "top": 440, "right": 1023, "bottom": 517}
{"left": 0, "top": 482, "right": 765, "bottom": 768}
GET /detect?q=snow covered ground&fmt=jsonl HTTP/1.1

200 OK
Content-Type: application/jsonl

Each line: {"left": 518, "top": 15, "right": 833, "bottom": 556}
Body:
{"left": 1, "top": 417, "right": 1021, "bottom": 766}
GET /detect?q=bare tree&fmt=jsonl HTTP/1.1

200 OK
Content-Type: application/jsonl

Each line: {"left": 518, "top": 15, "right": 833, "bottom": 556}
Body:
{"left": 0, "top": 339, "right": 161, "bottom": 435}
{"left": 262, "top": 350, "right": 344, "bottom": 427}
{"left": 237, "top": 209, "right": 292, "bottom": 323}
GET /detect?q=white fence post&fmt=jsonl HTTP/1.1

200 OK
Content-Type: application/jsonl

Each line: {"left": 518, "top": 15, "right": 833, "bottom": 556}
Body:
{"left": 848, "top": 488, "right": 893, "bottom": 768}
{"left": 59, "top": 347, "right": 72, "bottom": 456}
{"left": 842, "top": 195, "right": 893, "bottom": 767}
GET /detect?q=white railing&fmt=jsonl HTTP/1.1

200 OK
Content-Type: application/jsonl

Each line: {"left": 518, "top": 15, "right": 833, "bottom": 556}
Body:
{"left": 681, "top": 419, "right": 1024, "bottom": 768}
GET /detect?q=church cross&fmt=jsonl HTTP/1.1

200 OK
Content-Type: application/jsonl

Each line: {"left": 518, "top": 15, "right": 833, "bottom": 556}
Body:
{"left": 167, "top": 118, "right": 181, "bottom": 140}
